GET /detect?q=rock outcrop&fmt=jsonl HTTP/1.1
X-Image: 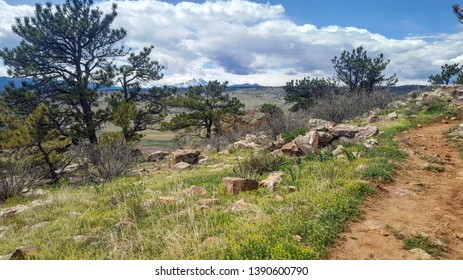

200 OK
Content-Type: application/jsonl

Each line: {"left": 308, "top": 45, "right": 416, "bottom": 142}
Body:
{"left": 171, "top": 149, "right": 200, "bottom": 165}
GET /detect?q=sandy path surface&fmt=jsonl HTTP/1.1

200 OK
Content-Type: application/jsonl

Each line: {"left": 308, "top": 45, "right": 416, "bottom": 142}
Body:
{"left": 330, "top": 120, "right": 463, "bottom": 259}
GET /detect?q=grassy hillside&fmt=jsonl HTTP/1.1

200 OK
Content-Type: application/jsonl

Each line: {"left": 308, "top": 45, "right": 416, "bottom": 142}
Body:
{"left": 0, "top": 87, "right": 460, "bottom": 260}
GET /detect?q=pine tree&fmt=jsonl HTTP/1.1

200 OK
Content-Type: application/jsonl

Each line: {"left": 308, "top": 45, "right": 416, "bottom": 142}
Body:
{"left": 0, "top": 0, "right": 127, "bottom": 144}
{"left": 163, "top": 81, "right": 244, "bottom": 139}
{"left": 331, "top": 46, "right": 397, "bottom": 92}
{"left": 108, "top": 46, "right": 169, "bottom": 142}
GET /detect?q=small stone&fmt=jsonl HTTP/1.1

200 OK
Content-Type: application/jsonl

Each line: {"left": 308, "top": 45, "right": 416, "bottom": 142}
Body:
{"left": 197, "top": 205, "right": 210, "bottom": 211}
{"left": 273, "top": 195, "right": 284, "bottom": 201}
{"left": 200, "top": 197, "right": 219, "bottom": 205}
{"left": 417, "top": 124, "right": 423, "bottom": 128}
{"left": 387, "top": 112, "right": 398, "bottom": 120}
{"left": 292, "top": 235, "right": 302, "bottom": 242}
{"left": 69, "top": 211, "right": 82, "bottom": 217}
{"left": 10, "top": 246, "right": 37, "bottom": 260}
{"left": 227, "top": 199, "right": 248, "bottom": 212}
{"left": 158, "top": 196, "right": 176, "bottom": 204}
{"left": 284, "top": 186, "right": 298, "bottom": 192}
{"left": 183, "top": 186, "right": 208, "bottom": 196}
{"left": 332, "top": 145, "right": 345, "bottom": 156}
{"left": 409, "top": 248, "right": 432, "bottom": 260}
{"left": 355, "top": 164, "right": 369, "bottom": 172}
{"left": 364, "top": 139, "right": 379, "bottom": 149}
{"left": 259, "top": 172, "right": 283, "bottom": 190}
{"left": 397, "top": 231, "right": 409, "bottom": 240}
{"left": 173, "top": 162, "right": 192, "bottom": 170}
{"left": 380, "top": 230, "right": 390, "bottom": 236}
{"left": 31, "top": 222, "right": 49, "bottom": 230}
{"left": 73, "top": 235, "right": 88, "bottom": 242}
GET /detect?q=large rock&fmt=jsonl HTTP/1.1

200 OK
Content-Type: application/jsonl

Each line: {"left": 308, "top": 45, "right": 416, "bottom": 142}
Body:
{"left": 233, "top": 140, "right": 259, "bottom": 150}
{"left": 329, "top": 125, "right": 379, "bottom": 141}
{"left": 148, "top": 151, "right": 169, "bottom": 163}
{"left": 318, "top": 132, "right": 334, "bottom": 147}
{"left": 281, "top": 131, "right": 319, "bottom": 156}
{"left": 281, "top": 140, "right": 304, "bottom": 156}
{"left": 306, "top": 119, "right": 336, "bottom": 131}
{"left": 295, "top": 131, "right": 319, "bottom": 153}
{"left": 269, "top": 134, "right": 286, "bottom": 151}
{"left": 222, "top": 177, "right": 259, "bottom": 194}
{"left": 171, "top": 149, "right": 200, "bottom": 165}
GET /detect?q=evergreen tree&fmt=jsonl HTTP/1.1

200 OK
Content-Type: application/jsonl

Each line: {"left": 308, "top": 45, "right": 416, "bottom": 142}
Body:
{"left": 108, "top": 46, "right": 169, "bottom": 142}
{"left": 0, "top": 103, "right": 71, "bottom": 183}
{"left": 163, "top": 81, "right": 244, "bottom": 139}
{"left": 283, "top": 77, "right": 338, "bottom": 111}
{"left": 428, "top": 63, "right": 463, "bottom": 85}
{"left": 0, "top": 0, "right": 127, "bottom": 144}
{"left": 331, "top": 46, "right": 397, "bottom": 92}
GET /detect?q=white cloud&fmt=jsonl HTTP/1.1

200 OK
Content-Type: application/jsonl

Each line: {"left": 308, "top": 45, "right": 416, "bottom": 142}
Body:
{"left": 2, "top": 0, "right": 463, "bottom": 85}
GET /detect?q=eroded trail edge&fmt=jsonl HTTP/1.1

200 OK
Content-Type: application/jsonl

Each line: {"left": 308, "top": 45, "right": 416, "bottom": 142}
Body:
{"left": 330, "top": 120, "right": 463, "bottom": 260}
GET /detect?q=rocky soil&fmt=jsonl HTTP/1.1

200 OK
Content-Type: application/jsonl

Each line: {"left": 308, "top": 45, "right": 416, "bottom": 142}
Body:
{"left": 330, "top": 119, "right": 463, "bottom": 259}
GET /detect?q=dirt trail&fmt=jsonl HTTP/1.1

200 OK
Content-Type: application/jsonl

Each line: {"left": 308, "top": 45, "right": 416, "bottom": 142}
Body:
{"left": 330, "top": 120, "right": 463, "bottom": 260}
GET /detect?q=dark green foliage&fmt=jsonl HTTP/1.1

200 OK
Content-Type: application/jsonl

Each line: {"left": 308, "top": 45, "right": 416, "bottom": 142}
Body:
{"left": 260, "top": 103, "right": 284, "bottom": 117}
{"left": 282, "top": 127, "right": 307, "bottom": 142}
{"left": 428, "top": 63, "right": 463, "bottom": 85}
{"left": 332, "top": 46, "right": 397, "bottom": 92}
{"left": 109, "top": 46, "right": 168, "bottom": 142}
{"left": 163, "top": 80, "right": 244, "bottom": 139}
{"left": 283, "top": 77, "right": 338, "bottom": 111}
{"left": 453, "top": 4, "right": 463, "bottom": 23}
{"left": 0, "top": 103, "right": 71, "bottom": 183}
{"left": 0, "top": 0, "right": 127, "bottom": 144}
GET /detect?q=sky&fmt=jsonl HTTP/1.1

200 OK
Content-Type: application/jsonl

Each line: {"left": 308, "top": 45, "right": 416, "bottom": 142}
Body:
{"left": 1, "top": 0, "right": 463, "bottom": 86}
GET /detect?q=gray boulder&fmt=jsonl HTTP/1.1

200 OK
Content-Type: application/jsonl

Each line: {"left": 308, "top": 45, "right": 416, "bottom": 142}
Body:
{"left": 171, "top": 149, "right": 200, "bottom": 165}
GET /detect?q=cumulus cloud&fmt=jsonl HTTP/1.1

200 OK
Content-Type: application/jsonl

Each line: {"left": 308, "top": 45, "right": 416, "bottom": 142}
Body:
{"left": 2, "top": 0, "right": 463, "bottom": 85}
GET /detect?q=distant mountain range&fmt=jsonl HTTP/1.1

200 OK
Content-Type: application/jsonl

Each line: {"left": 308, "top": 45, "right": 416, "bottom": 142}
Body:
{"left": 0, "top": 76, "right": 263, "bottom": 91}
{"left": 0, "top": 76, "right": 428, "bottom": 93}
{"left": 0, "top": 76, "right": 32, "bottom": 90}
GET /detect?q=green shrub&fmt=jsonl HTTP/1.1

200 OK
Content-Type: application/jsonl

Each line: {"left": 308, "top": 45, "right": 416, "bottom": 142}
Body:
{"left": 282, "top": 127, "right": 307, "bottom": 142}
{"left": 361, "top": 166, "right": 393, "bottom": 183}
{"left": 233, "top": 151, "right": 287, "bottom": 178}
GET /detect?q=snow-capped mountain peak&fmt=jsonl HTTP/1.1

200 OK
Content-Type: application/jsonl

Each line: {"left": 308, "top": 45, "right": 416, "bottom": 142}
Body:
{"left": 174, "top": 78, "right": 208, "bottom": 88}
